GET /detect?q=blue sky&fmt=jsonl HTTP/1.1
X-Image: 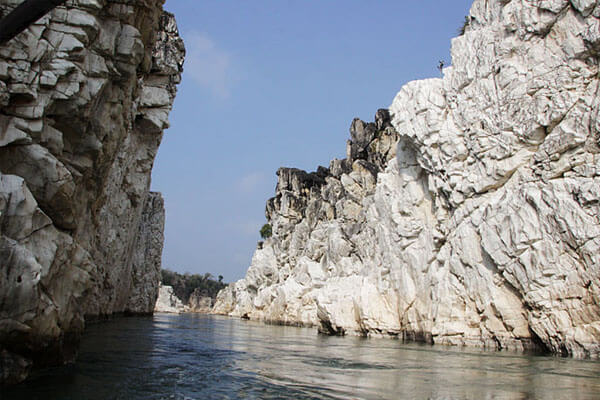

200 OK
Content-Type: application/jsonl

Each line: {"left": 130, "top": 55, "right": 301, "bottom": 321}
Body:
{"left": 152, "top": 0, "right": 474, "bottom": 282}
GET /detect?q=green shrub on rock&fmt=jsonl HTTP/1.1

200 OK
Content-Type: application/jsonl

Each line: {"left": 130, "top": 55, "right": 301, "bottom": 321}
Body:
{"left": 160, "top": 269, "right": 226, "bottom": 303}
{"left": 260, "top": 223, "right": 272, "bottom": 239}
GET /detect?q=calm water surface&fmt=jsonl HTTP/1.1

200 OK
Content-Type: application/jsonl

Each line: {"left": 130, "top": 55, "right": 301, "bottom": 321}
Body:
{"left": 3, "top": 314, "right": 600, "bottom": 399}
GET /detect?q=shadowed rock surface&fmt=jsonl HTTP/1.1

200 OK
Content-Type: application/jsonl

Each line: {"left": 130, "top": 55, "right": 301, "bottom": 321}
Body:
{"left": 214, "top": 0, "right": 600, "bottom": 358}
{"left": 127, "top": 192, "right": 166, "bottom": 313}
{"left": 187, "top": 290, "right": 214, "bottom": 313}
{"left": 0, "top": 0, "right": 184, "bottom": 385}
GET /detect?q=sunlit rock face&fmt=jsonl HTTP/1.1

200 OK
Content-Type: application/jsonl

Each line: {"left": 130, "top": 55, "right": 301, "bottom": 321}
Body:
{"left": 154, "top": 284, "right": 186, "bottom": 314}
{"left": 0, "top": 0, "right": 184, "bottom": 384}
{"left": 214, "top": 0, "right": 600, "bottom": 358}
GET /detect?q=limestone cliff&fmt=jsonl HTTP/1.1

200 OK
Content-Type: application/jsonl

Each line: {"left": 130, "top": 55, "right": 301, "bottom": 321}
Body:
{"left": 0, "top": 0, "right": 183, "bottom": 384}
{"left": 154, "top": 284, "right": 186, "bottom": 314}
{"left": 214, "top": 0, "right": 600, "bottom": 358}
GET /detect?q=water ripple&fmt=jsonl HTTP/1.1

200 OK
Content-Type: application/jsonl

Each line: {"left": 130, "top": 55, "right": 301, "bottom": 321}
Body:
{"left": 2, "top": 314, "right": 600, "bottom": 400}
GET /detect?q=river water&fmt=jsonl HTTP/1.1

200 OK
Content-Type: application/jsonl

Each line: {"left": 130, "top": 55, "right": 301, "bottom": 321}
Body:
{"left": 3, "top": 313, "right": 600, "bottom": 399}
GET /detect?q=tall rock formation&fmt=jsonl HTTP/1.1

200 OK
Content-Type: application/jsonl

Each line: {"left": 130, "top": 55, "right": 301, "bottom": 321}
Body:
{"left": 0, "top": 0, "right": 184, "bottom": 384}
{"left": 127, "top": 192, "right": 166, "bottom": 313}
{"left": 214, "top": 0, "right": 600, "bottom": 358}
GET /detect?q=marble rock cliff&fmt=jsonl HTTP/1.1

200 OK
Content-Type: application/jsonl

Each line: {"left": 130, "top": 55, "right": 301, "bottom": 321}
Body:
{"left": 0, "top": 0, "right": 183, "bottom": 384}
{"left": 154, "top": 284, "right": 186, "bottom": 314}
{"left": 214, "top": 0, "right": 600, "bottom": 358}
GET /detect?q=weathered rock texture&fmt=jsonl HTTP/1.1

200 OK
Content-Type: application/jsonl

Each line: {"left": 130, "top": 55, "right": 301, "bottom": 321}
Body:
{"left": 188, "top": 289, "right": 214, "bottom": 313}
{"left": 154, "top": 286, "right": 216, "bottom": 314}
{"left": 127, "top": 192, "right": 165, "bottom": 313}
{"left": 154, "top": 284, "right": 186, "bottom": 314}
{"left": 0, "top": 0, "right": 183, "bottom": 384}
{"left": 214, "top": 0, "right": 600, "bottom": 358}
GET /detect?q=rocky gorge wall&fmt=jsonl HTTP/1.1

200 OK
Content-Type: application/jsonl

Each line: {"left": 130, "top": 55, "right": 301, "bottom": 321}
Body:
{"left": 0, "top": 0, "right": 183, "bottom": 384}
{"left": 153, "top": 284, "right": 214, "bottom": 314}
{"left": 214, "top": 0, "right": 600, "bottom": 358}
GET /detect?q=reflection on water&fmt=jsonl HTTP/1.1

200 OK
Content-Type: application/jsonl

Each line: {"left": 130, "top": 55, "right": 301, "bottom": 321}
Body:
{"left": 3, "top": 314, "right": 600, "bottom": 399}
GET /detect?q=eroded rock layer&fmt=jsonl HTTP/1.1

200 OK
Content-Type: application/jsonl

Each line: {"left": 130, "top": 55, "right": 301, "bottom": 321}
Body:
{"left": 214, "top": 0, "right": 600, "bottom": 358}
{"left": 0, "top": 0, "right": 183, "bottom": 384}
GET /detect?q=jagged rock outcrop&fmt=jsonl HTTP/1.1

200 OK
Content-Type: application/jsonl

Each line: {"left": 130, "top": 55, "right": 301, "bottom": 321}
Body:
{"left": 154, "top": 284, "right": 186, "bottom": 314}
{"left": 0, "top": 0, "right": 184, "bottom": 384}
{"left": 214, "top": 0, "right": 600, "bottom": 358}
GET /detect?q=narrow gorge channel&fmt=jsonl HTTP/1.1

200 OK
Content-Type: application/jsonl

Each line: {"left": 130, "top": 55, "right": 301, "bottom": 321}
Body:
{"left": 0, "top": 0, "right": 599, "bottom": 396}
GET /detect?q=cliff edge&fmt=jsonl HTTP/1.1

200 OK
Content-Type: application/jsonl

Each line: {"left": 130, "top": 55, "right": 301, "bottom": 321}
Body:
{"left": 214, "top": 0, "right": 600, "bottom": 358}
{"left": 0, "top": 0, "right": 183, "bottom": 384}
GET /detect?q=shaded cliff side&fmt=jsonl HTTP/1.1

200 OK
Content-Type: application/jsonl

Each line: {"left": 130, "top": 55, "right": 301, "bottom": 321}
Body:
{"left": 214, "top": 0, "right": 600, "bottom": 358}
{"left": 0, "top": 0, "right": 183, "bottom": 384}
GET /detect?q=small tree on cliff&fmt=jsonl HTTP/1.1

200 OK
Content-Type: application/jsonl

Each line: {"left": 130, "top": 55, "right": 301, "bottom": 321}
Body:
{"left": 458, "top": 15, "right": 471, "bottom": 36}
{"left": 161, "top": 269, "right": 227, "bottom": 302}
{"left": 260, "top": 223, "right": 272, "bottom": 239}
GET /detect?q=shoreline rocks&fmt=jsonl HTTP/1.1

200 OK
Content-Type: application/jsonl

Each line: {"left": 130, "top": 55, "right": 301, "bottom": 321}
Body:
{"left": 187, "top": 289, "right": 214, "bottom": 314}
{"left": 154, "top": 285, "right": 187, "bottom": 314}
{"left": 214, "top": 0, "right": 600, "bottom": 358}
{"left": 154, "top": 284, "right": 221, "bottom": 314}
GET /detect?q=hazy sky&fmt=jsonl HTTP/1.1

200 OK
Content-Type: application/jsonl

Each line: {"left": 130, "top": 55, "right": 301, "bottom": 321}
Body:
{"left": 152, "top": 0, "right": 474, "bottom": 282}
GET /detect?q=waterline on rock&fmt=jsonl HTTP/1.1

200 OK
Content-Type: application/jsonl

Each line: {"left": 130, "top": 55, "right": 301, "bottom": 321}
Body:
{"left": 3, "top": 314, "right": 599, "bottom": 399}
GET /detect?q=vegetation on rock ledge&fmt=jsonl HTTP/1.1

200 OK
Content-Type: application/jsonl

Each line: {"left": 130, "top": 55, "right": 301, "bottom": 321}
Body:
{"left": 161, "top": 269, "right": 226, "bottom": 303}
{"left": 260, "top": 223, "right": 272, "bottom": 239}
{"left": 458, "top": 15, "right": 470, "bottom": 36}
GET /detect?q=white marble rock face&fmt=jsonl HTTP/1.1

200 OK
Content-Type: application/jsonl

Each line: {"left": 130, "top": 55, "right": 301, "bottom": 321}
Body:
{"left": 0, "top": 0, "right": 184, "bottom": 384}
{"left": 154, "top": 285, "right": 187, "bottom": 314}
{"left": 214, "top": 0, "right": 600, "bottom": 358}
